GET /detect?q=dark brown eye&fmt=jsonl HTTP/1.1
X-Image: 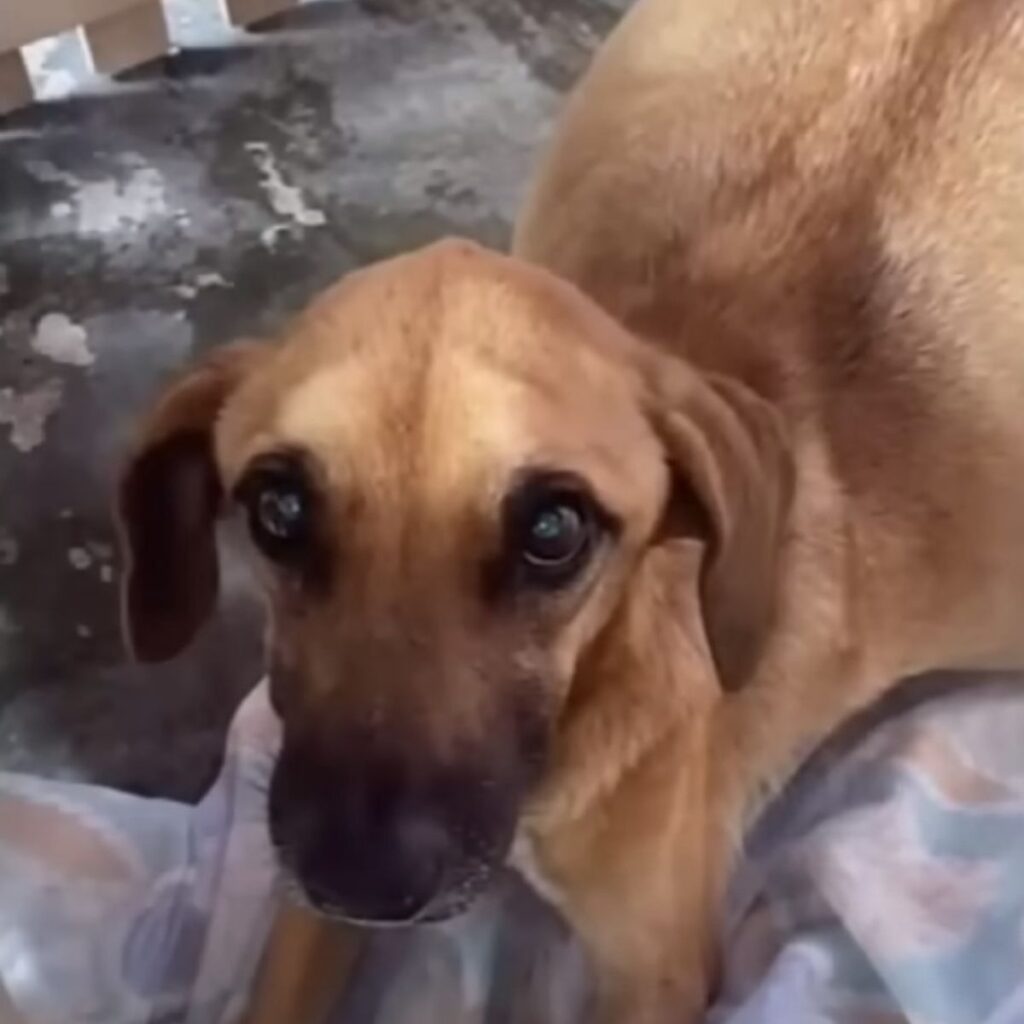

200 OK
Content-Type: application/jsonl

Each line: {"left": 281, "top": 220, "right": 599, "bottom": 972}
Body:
{"left": 483, "top": 470, "right": 614, "bottom": 602}
{"left": 522, "top": 501, "right": 587, "bottom": 569}
{"left": 236, "top": 457, "right": 313, "bottom": 561}
{"left": 514, "top": 479, "right": 600, "bottom": 588}
{"left": 255, "top": 485, "right": 307, "bottom": 544}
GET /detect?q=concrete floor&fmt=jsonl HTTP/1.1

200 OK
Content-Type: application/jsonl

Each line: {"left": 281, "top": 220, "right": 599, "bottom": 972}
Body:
{"left": 0, "top": 0, "right": 627, "bottom": 800}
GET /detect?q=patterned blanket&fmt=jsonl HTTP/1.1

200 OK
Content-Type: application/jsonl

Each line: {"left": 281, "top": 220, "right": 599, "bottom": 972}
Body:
{"left": 2, "top": 673, "right": 1022, "bottom": 1023}
{"left": 713, "top": 672, "right": 1024, "bottom": 1024}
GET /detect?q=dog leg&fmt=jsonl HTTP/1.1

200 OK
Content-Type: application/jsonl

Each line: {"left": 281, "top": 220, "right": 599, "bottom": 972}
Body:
{"left": 241, "top": 903, "right": 364, "bottom": 1024}
{"left": 521, "top": 720, "right": 722, "bottom": 1024}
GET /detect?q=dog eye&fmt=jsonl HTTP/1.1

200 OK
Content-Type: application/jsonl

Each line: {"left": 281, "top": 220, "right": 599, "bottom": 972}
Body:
{"left": 236, "top": 459, "right": 313, "bottom": 560}
{"left": 516, "top": 489, "right": 597, "bottom": 587}
{"left": 255, "top": 485, "right": 307, "bottom": 544}
{"left": 486, "top": 471, "right": 615, "bottom": 601}
{"left": 523, "top": 502, "right": 587, "bottom": 568}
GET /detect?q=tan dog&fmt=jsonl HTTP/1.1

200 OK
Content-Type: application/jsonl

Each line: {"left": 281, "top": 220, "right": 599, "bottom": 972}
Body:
{"left": 117, "top": 0, "right": 1024, "bottom": 1021}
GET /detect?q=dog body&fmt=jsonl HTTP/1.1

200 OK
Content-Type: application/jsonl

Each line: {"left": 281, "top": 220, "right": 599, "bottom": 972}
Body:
{"left": 519, "top": 0, "right": 1024, "bottom": 684}
{"left": 512, "top": 0, "right": 1024, "bottom": 1015}
{"left": 118, "top": 1, "right": 1024, "bottom": 1022}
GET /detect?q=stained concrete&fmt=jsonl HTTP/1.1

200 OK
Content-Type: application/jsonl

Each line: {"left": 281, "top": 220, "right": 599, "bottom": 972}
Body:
{"left": 0, "top": 0, "right": 628, "bottom": 799}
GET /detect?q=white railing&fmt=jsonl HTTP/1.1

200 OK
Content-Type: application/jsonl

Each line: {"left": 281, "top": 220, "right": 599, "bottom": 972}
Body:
{"left": 0, "top": 0, "right": 298, "bottom": 114}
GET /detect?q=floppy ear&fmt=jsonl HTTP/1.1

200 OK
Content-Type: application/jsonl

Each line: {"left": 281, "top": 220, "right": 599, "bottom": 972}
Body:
{"left": 116, "top": 342, "right": 266, "bottom": 663}
{"left": 650, "top": 369, "right": 794, "bottom": 691}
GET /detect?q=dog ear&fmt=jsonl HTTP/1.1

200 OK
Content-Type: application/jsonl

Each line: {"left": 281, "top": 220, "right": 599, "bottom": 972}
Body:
{"left": 649, "top": 368, "right": 794, "bottom": 691}
{"left": 116, "top": 342, "right": 267, "bottom": 663}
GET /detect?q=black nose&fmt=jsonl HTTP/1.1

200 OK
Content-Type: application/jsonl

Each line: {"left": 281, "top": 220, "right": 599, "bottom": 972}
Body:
{"left": 268, "top": 745, "right": 468, "bottom": 924}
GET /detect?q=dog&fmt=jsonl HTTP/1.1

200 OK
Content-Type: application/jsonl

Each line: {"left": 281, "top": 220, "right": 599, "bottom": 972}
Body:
{"left": 116, "top": 0, "right": 1024, "bottom": 1021}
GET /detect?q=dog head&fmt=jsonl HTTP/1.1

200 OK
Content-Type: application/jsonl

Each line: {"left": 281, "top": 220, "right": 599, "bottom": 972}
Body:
{"left": 117, "top": 239, "right": 791, "bottom": 925}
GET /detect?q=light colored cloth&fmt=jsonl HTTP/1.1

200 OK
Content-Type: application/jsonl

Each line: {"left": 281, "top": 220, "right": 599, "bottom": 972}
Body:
{"left": 3, "top": 673, "right": 1024, "bottom": 1023}
{"left": 0, "top": 683, "right": 282, "bottom": 1024}
{"left": 711, "top": 673, "right": 1024, "bottom": 1024}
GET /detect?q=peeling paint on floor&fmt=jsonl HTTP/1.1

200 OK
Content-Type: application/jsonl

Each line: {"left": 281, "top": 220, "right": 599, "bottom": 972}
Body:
{"left": 0, "top": 381, "right": 64, "bottom": 454}
{"left": 75, "top": 162, "right": 170, "bottom": 237}
{"left": 31, "top": 313, "right": 94, "bottom": 368}
{"left": 245, "top": 141, "right": 326, "bottom": 228}
{"left": 26, "top": 155, "right": 169, "bottom": 236}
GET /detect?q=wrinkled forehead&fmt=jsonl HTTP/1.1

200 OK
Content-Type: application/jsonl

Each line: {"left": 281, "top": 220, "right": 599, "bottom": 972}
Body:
{"left": 217, "top": 243, "right": 665, "bottom": 521}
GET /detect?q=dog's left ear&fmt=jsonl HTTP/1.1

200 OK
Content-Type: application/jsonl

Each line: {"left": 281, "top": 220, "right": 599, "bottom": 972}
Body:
{"left": 116, "top": 342, "right": 267, "bottom": 663}
{"left": 647, "top": 366, "right": 795, "bottom": 691}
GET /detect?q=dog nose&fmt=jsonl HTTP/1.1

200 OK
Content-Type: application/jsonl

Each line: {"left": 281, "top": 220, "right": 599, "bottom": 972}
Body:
{"left": 268, "top": 746, "right": 458, "bottom": 923}
{"left": 300, "top": 804, "right": 452, "bottom": 923}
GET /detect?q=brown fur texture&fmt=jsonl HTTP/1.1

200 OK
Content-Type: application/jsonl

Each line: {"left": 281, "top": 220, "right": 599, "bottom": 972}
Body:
{"left": 511, "top": 0, "right": 1024, "bottom": 1017}
{"left": 118, "top": 0, "right": 1024, "bottom": 1020}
